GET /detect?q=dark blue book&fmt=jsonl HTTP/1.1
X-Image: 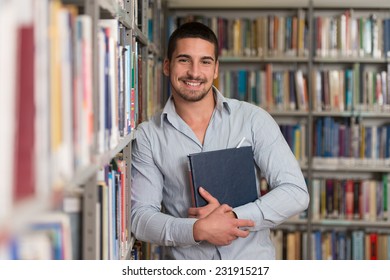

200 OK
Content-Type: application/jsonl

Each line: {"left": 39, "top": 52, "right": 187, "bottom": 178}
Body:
{"left": 188, "top": 146, "right": 258, "bottom": 208}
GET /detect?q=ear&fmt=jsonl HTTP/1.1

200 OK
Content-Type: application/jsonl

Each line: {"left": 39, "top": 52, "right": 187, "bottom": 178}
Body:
{"left": 163, "top": 58, "right": 170, "bottom": 77}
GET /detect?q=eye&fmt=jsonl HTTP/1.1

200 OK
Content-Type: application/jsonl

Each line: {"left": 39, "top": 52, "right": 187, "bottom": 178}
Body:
{"left": 201, "top": 60, "right": 212, "bottom": 65}
{"left": 178, "top": 58, "right": 190, "bottom": 63}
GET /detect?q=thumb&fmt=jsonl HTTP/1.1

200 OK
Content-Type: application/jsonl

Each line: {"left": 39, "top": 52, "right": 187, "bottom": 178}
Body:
{"left": 198, "top": 187, "right": 219, "bottom": 204}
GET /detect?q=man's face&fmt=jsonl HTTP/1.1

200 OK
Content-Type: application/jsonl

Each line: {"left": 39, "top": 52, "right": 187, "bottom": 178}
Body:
{"left": 163, "top": 38, "right": 219, "bottom": 102}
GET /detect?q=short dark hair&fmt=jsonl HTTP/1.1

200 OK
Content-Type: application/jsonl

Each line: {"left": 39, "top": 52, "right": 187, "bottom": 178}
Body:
{"left": 167, "top": 21, "right": 219, "bottom": 61}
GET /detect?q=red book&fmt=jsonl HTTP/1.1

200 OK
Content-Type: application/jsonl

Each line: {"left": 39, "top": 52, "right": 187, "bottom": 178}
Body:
{"left": 13, "top": 25, "right": 35, "bottom": 201}
{"left": 370, "top": 233, "right": 378, "bottom": 260}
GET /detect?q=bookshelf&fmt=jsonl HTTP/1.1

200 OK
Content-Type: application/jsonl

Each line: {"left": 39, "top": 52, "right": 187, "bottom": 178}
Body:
{"left": 0, "top": 0, "right": 164, "bottom": 260}
{"left": 167, "top": 0, "right": 390, "bottom": 260}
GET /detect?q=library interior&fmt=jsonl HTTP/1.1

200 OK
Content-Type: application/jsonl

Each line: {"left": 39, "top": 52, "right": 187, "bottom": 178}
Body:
{"left": 1, "top": 0, "right": 390, "bottom": 260}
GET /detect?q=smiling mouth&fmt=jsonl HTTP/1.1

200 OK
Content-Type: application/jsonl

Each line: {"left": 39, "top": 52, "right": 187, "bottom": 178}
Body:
{"left": 184, "top": 81, "right": 202, "bottom": 87}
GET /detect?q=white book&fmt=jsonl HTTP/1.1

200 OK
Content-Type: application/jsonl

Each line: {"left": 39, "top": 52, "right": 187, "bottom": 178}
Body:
{"left": 371, "top": 14, "right": 381, "bottom": 58}
{"left": 364, "top": 18, "right": 372, "bottom": 56}
{"left": 0, "top": 0, "right": 18, "bottom": 227}
{"left": 30, "top": 212, "right": 73, "bottom": 260}
{"left": 329, "top": 70, "right": 339, "bottom": 110}
{"left": 381, "top": 71, "right": 387, "bottom": 107}
{"left": 99, "top": 19, "right": 120, "bottom": 150}
{"left": 338, "top": 70, "right": 345, "bottom": 111}
{"left": 17, "top": 231, "right": 53, "bottom": 260}
{"left": 75, "top": 15, "right": 93, "bottom": 169}
{"left": 48, "top": 0, "right": 64, "bottom": 186}
{"left": 311, "top": 179, "right": 321, "bottom": 221}
{"left": 340, "top": 14, "right": 347, "bottom": 56}
{"left": 59, "top": 7, "right": 75, "bottom": 181}
{"left": 34, "top": 0, "right": 51, "bottom": 203}
{"left": 98, "top": 28, "right": 106, "bottom": 154}
{"left": 295, "top": 70, "right": 307, "bottom": 111}
{"left": 350, "top": 18, "right": 359, "bottom": 57}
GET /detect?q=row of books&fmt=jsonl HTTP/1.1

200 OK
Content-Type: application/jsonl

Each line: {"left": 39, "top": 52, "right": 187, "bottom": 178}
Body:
{"left": 271, "top": 230, "right": 306, "bottom": 260}
{"left": 313, "top": 117, "right": 390, "bottom": 163}
{"left": 311, "top": 230, "right": 390, "bottom": 260}
{"left": 0, "top": 212, "right": 74, "bottom": 260}
{"left": 314, "top": 10, "right": 390, "bottom": 58}
{"left": 312, "top": 65, "right": 390, "bottom": 113}
{"left": 279, "top": 123, "right": 307, "bottom": 164}
{"left": 98, "top": 18, "right": 148, "bottom": 152}
{"left": 215, "top": 65, "right": 390, "bottom": 114}
{"left": 169, "top": 11, "right": 308, "bottom": 58}
{"left": 146, "top": 57, "right": 164, "bottom": 121}
{"left": 272, "top": 229, "right": 390, "bottom": 260}
{"left": 215, "top": 66, "right": 308, "bottom": 112}
{"left": 130, "top": 240, "right": 162, "bottom": 260}
{"left": 311, "top": 177, "right": 390, "bottom": 222}
{"left": 95, "top": 155, "right": 130, "bottom": 260}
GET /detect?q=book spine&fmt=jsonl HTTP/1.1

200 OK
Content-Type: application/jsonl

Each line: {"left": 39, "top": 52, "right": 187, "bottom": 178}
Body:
{"left": 187, "top": 158, "right": 197, "bottom": 207}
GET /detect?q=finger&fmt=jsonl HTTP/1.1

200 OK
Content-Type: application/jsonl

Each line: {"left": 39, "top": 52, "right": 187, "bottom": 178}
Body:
{"left": 198, "top": 187, "right": 219, "bottom": 204}
{"left": 188, "top": 207, "right": 197, "bottom": 216}
{"left": 235, "top": 218, "right": 255, "bottom": 228}
{"left": 233, "top": 228, "right": 251, "bottom": 238}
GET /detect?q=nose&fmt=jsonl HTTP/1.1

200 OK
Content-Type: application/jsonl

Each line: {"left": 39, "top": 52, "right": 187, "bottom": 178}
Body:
{"left": 187, "top": 62, "right": 200, "bottom": 79}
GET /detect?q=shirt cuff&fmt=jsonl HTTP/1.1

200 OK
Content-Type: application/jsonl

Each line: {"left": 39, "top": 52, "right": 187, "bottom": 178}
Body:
{"left": 233, "top": 202, "right": 263, "bottom": 231}
{"left": 172, "top": 217, "right": 199, "bottom": 245}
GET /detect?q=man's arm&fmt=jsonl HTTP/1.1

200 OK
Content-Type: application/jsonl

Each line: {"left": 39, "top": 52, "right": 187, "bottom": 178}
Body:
{"left": 193, "top": 204, "right": 254, "bottom": 246}
{"left": 189, "top": 187, "right": 254, "bottom": 246}
{"left": 234, "top": 112, "right": 310, "bottom": 231}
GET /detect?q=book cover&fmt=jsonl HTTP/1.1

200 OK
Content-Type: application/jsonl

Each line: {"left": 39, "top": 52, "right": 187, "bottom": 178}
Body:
{"left": 188, "top": 146, "right": 258, "bottom": 208}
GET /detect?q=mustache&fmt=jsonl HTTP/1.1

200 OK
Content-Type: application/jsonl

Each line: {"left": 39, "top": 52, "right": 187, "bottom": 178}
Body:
{"left": 180, "top": 75, "right": 205, "bottom": 82}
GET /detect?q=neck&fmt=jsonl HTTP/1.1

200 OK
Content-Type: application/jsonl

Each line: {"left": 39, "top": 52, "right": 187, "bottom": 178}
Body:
{"left": 173, "top": 90, "right": 215, "bottom": 144}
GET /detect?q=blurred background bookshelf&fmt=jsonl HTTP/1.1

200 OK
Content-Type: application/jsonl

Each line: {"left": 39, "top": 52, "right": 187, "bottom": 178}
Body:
{"left": 0, "top": 0, "right": 165, "bottom": 260}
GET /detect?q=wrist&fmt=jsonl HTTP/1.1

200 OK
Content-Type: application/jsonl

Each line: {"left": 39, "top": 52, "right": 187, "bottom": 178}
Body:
{"left": 193, "top": 219, "right": 205, "bottom": 242}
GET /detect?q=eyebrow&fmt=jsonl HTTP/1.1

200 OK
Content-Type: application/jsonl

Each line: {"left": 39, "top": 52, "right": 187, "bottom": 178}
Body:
{"left": 175, "top": 54, "right": 215, "bottom": 61}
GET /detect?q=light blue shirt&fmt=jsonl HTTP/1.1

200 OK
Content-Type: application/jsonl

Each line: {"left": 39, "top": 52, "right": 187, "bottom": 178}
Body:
{"left": 131, "top": 87, "right": 309, "bottom": 259}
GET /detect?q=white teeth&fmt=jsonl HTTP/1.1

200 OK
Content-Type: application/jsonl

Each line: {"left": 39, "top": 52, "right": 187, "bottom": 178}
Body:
{"left": 185, "top": 81, "right": 201, "bottom": 86}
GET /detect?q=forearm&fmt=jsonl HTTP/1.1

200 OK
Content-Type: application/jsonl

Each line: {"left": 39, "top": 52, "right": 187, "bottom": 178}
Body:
{"left": 131, "top": 206, "right": 198, "bottom": 246}
{"left": 234, "top": 182, "right": 309, "bottom": 231}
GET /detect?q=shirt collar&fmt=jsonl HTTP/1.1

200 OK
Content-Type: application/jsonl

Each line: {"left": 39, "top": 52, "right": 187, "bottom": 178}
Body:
{"left": 160, "top": 86, "right": 231, "bottom": 127}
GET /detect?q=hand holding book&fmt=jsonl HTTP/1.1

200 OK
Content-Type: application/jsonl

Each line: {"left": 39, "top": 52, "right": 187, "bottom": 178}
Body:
{"left": 188, "top": 187, "right": 220, "bottom": 219}
{"left": 193, "top": 204, "right": 254, "bottom": 246}
{"left": 188, "top": 186, "right": 238, "bottom": 219}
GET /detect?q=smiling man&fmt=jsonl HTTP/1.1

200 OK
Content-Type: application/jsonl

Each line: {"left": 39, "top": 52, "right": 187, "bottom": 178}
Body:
{"left": 131, "top": 22, "right": 309, "bottom": 260}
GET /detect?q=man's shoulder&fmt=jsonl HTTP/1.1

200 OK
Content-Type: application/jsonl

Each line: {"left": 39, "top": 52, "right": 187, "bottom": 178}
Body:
{"left": 135, "top": 110, "right": 164, "bottom": 135}
{"left": 227, "top": 98, "right": 269, "bottom": 117}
